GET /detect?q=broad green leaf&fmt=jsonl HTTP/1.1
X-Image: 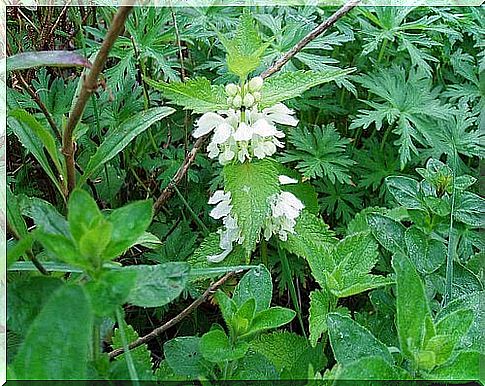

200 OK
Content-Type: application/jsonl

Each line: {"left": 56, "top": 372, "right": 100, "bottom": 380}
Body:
{"left": 232, "top": 265, "right": 272, "bottom": 313}
{"left": 124, "top": 262, "right": 189, "bottom": 308}
{"left": 145, "top": 77, "right": 227, "bottom": 113}
{"left": 367, "top": 213, "right": 407, "bottom": 255}
{"left": 103, "top": 200, "right": 153, "bottom": 260}
{"left": 7, "top": 235, "right": 34, "bottom": 268}
{"left": 81, "top": 107, "right": 174, "bottom": 184}
{"left": 214, "top": 290, "right": 238, "bottom": 333}
{"left": 233, "top": 298, "right": 256, "bottom": 335}
{"left": 78, "top": 218, "right": 113, "bottom": 260}
{"left": 85, "top": 270, "right": 137, "bottom": 317}
{"left": 221, "top": 11, "right": 268, "bottom": 78}
{"left": 200, "top": 329, "right": 249, "bottom": 363}
{"left": 12, "top": 285, "right": 93, "bottom": 379}
{"left": 327, "top": 313, "right": 394, "bottom": 366}
{"left": 428, "top": 351, "right": 480, "bottom": 380}
{"left": 223, "top": 159, "right": 280, "bottom": 255}
{"left": 20, "top": 196, "right": 69, "bottom": 237}
{"left": 282, "top": 210, "right": 337, "bottom": 287}
{"left": 67, "top": 189, "right": 103, "bottom": 243}
{"left": 260, "top": 69, "right": 354, "bottom": 109}
{"left": 9, "top": 109, "right": 64, "bottom": 178}
{"left": 454, "top": 192, "right": 485, "bottom": 228}
{"left": 164, "top": 337, "right": 212, "bottom": 378}
{"left": 424, "top": 335, "right": 454, "bottom": 367}
{"left": 34, "top": 232, "right": 84, "bottom": 268}
{"left": 404, "top": 226, "right": 446, "bottom": 274}
{"left": 110, "top": 319, "right": 154, "bottom": 380}
{"left": 454, "top": 175, "right": 477, "bottom": 191}
{"left": 309, "top": 289, "right": 336, "bottom": 347}
{"left": 7, "top": 50, "right": 91, "bottom": 71}
{"left": 336, "top": 356, "right": 410, "bottom": 380}
{"left": 243, "top": 307, "right": 296, "bottom": 337}
{"left": 327, "top": 232, "right": 392, "bottom": 298}
{"left": 232, "top": 351, "right": 279, "bottom": 380}
{"left": 392, "top": 253, "right": 434, "bottom": 360}
{"left": 7, "top": 276, "right": 63, "bottom": 336}
{"left": 385, "top": 176, "right": 423, "bottom": 209}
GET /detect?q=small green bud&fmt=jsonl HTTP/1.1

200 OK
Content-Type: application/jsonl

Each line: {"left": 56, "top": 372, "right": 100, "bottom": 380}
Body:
{"left": 225, "top": 83, "right": 238, "bottom": 96}
{"left": 243, "top": 93, "right": 255, "bottom": 107}
{"left": 248, "top": 76, "right": 263, "bottom": 92}
{"left": 227, "top": 97, "right": 233, "bottom": 105}
{"left": 232, "top": 95, "right": 242, "bottom": 108}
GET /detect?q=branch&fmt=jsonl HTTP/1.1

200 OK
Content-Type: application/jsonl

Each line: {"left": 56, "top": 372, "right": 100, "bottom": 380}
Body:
{"left": 108, "top": 270, "right": 237, "bottom": 359}
{"left": 61, "top": 4, "right": 133, "bottom": 196}
{"left": 260, "top": 0, "right": 361, "bottom": 79}
{"left": 151, "top": 0, "right": 360, "bottom": 212}
{"left": 153, "top": 136, "right": 206, "bottom": 214}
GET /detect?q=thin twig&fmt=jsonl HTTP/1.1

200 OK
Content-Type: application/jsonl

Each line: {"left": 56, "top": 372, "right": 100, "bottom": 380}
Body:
{"left": 153, "top": 136, "right": 206, "bottom": 214}
{"left": 260, "top": 0, "right": 361, "bottom": 79}
{"left": 151, "top": 0, "right": 360, "bottom": 213}
{"left": 109, "top": 271, "right": 237, "bottom": 359}
{"left": 61, "top": 4, "right": 134, "bottom": 196}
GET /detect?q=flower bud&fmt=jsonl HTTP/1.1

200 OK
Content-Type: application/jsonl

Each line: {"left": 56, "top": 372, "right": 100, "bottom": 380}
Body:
{"left": 252, "top": 91, "right": 261, "bottom": 102}
{"left": 232, "top": 95, "right": 242, "bottom": 108}
{"left": 225, "top": 83, "right": 238, "bottom": 96}
{"left": 243, "top": 93, "right": 255, "bottom": 107}
{"left": 248, "top": 76, "right": 263, "bottom": 92}
{"left": 226, "top": 97, "right": 233, "bottom": 106}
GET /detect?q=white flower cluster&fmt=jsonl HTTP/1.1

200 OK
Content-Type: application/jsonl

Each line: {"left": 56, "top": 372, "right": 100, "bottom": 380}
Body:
{"left": 192, "top": 76, "right": 298, "bottom": 165}
{"left": 207, "top": 176, "right": 304, "bottom": 263}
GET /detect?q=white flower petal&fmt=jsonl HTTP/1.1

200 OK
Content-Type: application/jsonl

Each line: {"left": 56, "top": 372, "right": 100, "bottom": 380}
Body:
{"left": 193, "top": 112, "right": 225, "bottom": 138}
{"left": 208, "top": 190, "right": 230, "bottom": 204}
{"left": 252, "top": 119, "right": 276, "bottom": 137}
{"left": 208, "top": 246, "right": 232, "bottom": 263}
{"left": 279, "top": 175, "right": 298, "bottom": 185}
{"left": 233, "top": 122, "right": 253, "bottom": 142}
{"left": 212, "top": 122, "right": 233, "bottom": 144}
{"left": 209, "top": 200, "right": 232, "bottom": 219}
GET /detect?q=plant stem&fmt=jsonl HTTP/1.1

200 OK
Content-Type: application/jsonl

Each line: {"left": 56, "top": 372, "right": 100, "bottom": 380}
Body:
{"left": 62, "top": 4, "right": 134, "bottom": 196}
{"left": 173, "top": 184, "right": 210, "bottom": 236}
{"left": 377, "top": 38, "right": 388, "bottom": 63}
{"left": 115, "top": 308, "right": 140, "bottom": 385}
{"left": 444, "top": 151, "right": 457, "bottom": 306}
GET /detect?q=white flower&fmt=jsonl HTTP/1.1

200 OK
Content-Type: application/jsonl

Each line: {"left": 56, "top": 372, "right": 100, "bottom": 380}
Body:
{"left": 233, "top": 122, "right": 253, "bottom": 142}
{"left": 209, "top": 190, "right": 232, "bottom": 219}
{"left": 248, "top": 76, "right": 263, "bottom": 92}
{"left": 193, "top": 112, "right": 226, "bottom": 138}
{"left": 264, "top": 191, "right": 304, "bottom": 242}
{"left": 262, "top": 103, "right": 299, "bottom": 127}
{"left": 278, "top": 175, "right": 298, "bottom": 185}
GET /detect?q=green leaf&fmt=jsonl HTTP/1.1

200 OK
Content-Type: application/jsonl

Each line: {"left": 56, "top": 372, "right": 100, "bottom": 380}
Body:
{"left": 454, "top": 192, "right": 485, "bottom": 228}
{"left": 200, "top": 329, "right": 249, "bottom": 363}
{"left": 392, "top": 253, "right": 434, "bottom": 361}
{"left": 7, "top": 50, "right": 91, "bottom": 71}
{"left": 385, "top": 176, "right": 423, "bottom": 209}
{"left": 20, "top": 196, "right": 69, "bottom": 237}
{"left": 67, "top": 189, "right": 103, "bottom": 243}
{"left": 327, "top": 313, "right": 394, "bottom": 366}
{"left": 7, "top": 235, "right": 34, "bottom": 268}
{"left": 435, "top": 309, "right": 474, "bottom": 350}
{"left": 78, "top": 218, "right": 113, "bottom": 260}
{"left": 367, "top": 213, "right": 407, "bottom": 255}
{"left": 233, "top": 298, "right": 256, "bottom": 335}
{"left": 164, "top": 336, "right": 212, "bottom": 378}
{"left": 9, "top": 109, "right": 64, "bottom": 178}
{"left": 7, "top": 276, "right": 63, "bottom": 336}
{"left": 145, "top": 77, "right": 227, "bottom": 113}
{"left": 309, "top": 289, "right": 336, "bottom": 347}
{"left": 12, "top": 285, "right": 93, "bottom": 379}
{"left": 336, "top": 356, "right": 410, "bottom": 380}
{"left": 243, "top": 307, "right": 296, "bottom": 337}
{"left": 327, "top": 232, "right": 393, "bottom": 298}
{"left": 260, "top": 68, "right": 354, "bottom": 108}
{"left": 34, "top": 232, "right": 84, "bottom": 268}
{"left": 232, "top": 351, "right": 279, "bottom": 380}
{"left": 81, "top": 107, "right": 174, "bottom": 184}
{"left": 7, "top": 187, "right": 28, "bottom": 238}
{"left": 232, "top": 265, "right": 272, "bottom": 313}
{"left": 85, "top": 270, "right": 137, "bottom": 317}
{"left": 424, "top": 335, "right": 454, "bottom": 367}
{"left": 221, "top": 11, "right": 268, "bottom": 78}
{"left": 124, "top": 262, "right": 189, "bottom": 308}
{"left": 404, "top": 226, "right": 446, "bottom": 274}
{"left": 214, "top": 290, "right": 238, "bottom": 333}
{"left": 103, "top": 200, "right": 153, "bottom": 260}
{"left": 281, "top": 210, "right": 337, "bottom": 287}
{"left": 111, "top": 319, "right": 154, "bottom": 380}
{"left": 223, "top": 159, "right": 280, "bottom": 255}
{"left": 429, "top": 351, "right": 480, "bottom": 380}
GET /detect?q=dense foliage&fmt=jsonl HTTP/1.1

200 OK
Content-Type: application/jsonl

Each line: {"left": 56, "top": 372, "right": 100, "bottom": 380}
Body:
{"left": 5, "top": 4, "right": 483, "bottom": 382}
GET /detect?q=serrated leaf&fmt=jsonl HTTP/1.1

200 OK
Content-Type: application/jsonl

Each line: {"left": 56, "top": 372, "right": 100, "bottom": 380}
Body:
{"left": 223, "top": 159, "right": 280, "bottom": 256}
{"left": 67, "top": 189, "right": 103, "bottom": 244}
{"left": 260, "top": 69, "right": 354, "bottom": 108}
{"left": 81, "top": 107, "right": 174, "bottom": 184}
{"left": 12, "top": 285, "right": 93, "bottom": 379}
{"left": 164, "top": 336, "right": 212, "bottom": 378}
{"left": 327, "top": 313, "right": 394, "bottom": 366}
{"left": 145, "top": 77, "right": 227, "bottom": 113}
{"left": 232, "top": 351, "right": 279, "bottom": 380}
{"left": 309, "top": 289, "right": 336, "bottom": 347}
{"left": 367, "top": 213, "right": 407, "bottom": 255}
